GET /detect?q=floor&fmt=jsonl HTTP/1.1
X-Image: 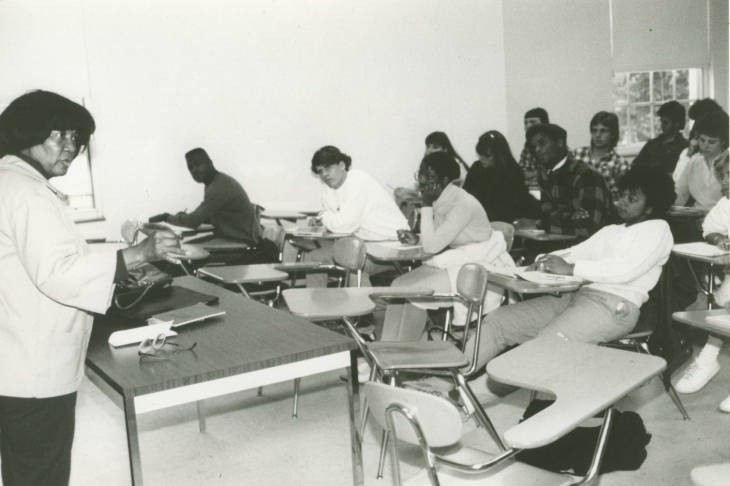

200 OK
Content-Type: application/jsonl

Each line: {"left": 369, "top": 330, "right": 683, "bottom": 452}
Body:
{"left": 58, "top": 341, "right": 730, "bottom": 486}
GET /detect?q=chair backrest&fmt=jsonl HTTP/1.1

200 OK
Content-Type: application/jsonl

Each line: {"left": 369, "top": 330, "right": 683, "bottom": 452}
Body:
{"left": 456, "top": 263, "right": 489, "bottom": 305}
{"left": 262, "top": 225, "right": 287, "bottom": 262}
{"left": 490, "top": 221, "right": 515, "bottom": 252}
{"left": 363, "top": 382, "right": 462, "bottom": 448}
{"left": 333, "top": 236, "right": 367, "bottom": 271}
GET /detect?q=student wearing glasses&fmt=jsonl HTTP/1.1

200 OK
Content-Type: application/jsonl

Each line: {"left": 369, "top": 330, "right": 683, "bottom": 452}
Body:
{"left": 0, "top": 90, "right": 184, "bottom": 486}
{"left": 380, "top": 151, "right": 514, "bottom": 342}
{"left": 302, "top": 145, "right": 408, "bottom": 286}
{"left": 463, "top": 167, "right": 675, "bottom": 376}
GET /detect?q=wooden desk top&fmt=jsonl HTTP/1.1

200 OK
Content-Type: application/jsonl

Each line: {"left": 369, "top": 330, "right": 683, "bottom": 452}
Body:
{"left": 86, "top": 277, "right": 354, "bottom": 396}
{"left": 514, "top": 229, "right": 577, "bottom": 243}
{"left": 486, "top": 336, "right": 665, "bottom": 449}
{"left": 198, "top": 264, "right": 288, "bottom": 284}
{"left": 282, "top": 287, "right": 433, "bottom": 321}
{"left": 673, "top": 309, "right": 730, "bottom": 338}
{"left": 488, "top": 273, "right": 581, "bottom": 295}
{"left": 365, "top": 241, "right": 427, "bottom": 262}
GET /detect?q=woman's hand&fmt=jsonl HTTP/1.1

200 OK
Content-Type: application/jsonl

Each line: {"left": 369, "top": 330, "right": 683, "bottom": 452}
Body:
{"left": 419, "top": 182, "right": 441, "bottom": 206}
{"left": 397, "top": 229, "right": 419, "bottom": 245}
{"left": 122, "top": 230, "right": 187, "bottom": 267}
{"left": 532, "top": 255, "right": 574, "bottom": 275}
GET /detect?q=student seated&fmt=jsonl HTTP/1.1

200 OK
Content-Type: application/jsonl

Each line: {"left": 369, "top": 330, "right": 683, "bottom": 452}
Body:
{"left": 674, "top": 111, "right": 729, "bottom": 211}
{"left": 302, "top": 145, "right": 408, "bottom": 286}
{"left": 632, "top": 100, "right": 689, "bottom": 174}
{"left": 394, "top": 131, "right": 469, "bottom": 226}
{"left": 463, "top": 130, "right": 540, "bottom": 222}
{"left": 463, "top": 167, "right": 675, "bottom": 373}
{"left": 673, "top": 98, "right": 725, "bottom": 183}
{"left": 517, "top": 107, "right": 549, "bottom": 187}
{"left": 380, "top": 151, "right": 515, "bottom": 341}
{"left": 571, "top": 111, "right": 630, "bottom": 195}
{"left": 530, "top": 123, "right": 611, "bottom": 237}
{"left": 156, "top": 147, "right": 277, "bottom": 263}
{"left": 675, "top": 153, "right": 730, "bottom": 412}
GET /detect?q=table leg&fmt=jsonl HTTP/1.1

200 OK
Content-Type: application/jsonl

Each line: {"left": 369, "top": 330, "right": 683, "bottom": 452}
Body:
{"left": 123, "top": 393, "right": 144, "bottom": 486}
{"left": 346, "top": 351, "right": 364, "bottom": 486}
{"left": 707, "top": 263, "right": 715, "bottom": 310}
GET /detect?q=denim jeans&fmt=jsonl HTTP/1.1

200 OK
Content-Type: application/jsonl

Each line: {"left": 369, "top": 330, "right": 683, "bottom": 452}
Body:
{"left": 465, "top": 287, "right": 640, "bottom": 371}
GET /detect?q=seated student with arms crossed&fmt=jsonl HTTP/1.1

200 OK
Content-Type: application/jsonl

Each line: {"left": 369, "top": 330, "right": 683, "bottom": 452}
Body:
{"left": 380, "top": 151, "right": 514, "bottom": 342}
{"left": 675, "top": 153, "right": 730, "bottom": 412}
{"left": 302, "top": 145, "right": 408, "bottom": 286}
{"left": 463, "top": 167, "right": 675, "bottom": 377}
{"left": 529, "top": 123, "right": 611, "bottom": 238}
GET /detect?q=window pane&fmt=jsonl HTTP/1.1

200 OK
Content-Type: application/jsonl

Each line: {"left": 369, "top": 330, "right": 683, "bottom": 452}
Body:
{"left": 675, "top": 69, "right": 689, "bottom": 99}
{"left": 612, "top": 72, "right": 629, "bottom": 105}
{"left": 631, "top": 105, "right": 654, "bottom": 143}
{"left": 615, "top": 105, "right": 630, "bottom": 145}
{"left": 652, "top": 70, "right": 675, "bottom": 102}
{"left": 628, "top": 72, "right": 650, "bottom": 103}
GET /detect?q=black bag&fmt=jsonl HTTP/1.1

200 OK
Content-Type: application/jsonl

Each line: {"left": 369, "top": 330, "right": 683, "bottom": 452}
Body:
{"left": 114, "top": 262, "right": 173, "bottom": 311}
{"left": 515, "top": 399, "right": 651, "bottom": 475}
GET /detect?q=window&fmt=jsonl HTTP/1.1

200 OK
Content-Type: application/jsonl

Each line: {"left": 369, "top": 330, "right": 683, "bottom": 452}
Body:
{"left": 612, "top": 68, "right": 703, "bottom": 148}
{"left": 50, "top": 144, "right": 103, "bottom": 222}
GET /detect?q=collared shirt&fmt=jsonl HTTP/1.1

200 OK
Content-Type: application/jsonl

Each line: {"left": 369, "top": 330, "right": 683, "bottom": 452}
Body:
{"left": 674, "top": 153, "right": 723, "bottom": 210}
{"left": 419, "top": 184, "right": 492, "bottom": 254}
{"left": 0, "top": 155, "right": 117, "bottom": 398}
{"left": 320, "top": 168, "right": 408, "bottom": 241}
{"left": 536, "top": 155, "right": 611, "bottom": 237}
{"left": 572, "top": 146, "right": 630, "bottom": 193}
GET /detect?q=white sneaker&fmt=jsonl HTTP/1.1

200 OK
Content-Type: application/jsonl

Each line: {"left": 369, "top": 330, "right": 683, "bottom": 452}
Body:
{"left": 675, "top": 359, "right": 721, "bottom": 394}
{"left": 719, "top": 394, "right": 730, "bottom": 413}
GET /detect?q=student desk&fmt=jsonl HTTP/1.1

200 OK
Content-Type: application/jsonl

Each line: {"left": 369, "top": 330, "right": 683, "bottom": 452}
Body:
{"left": 488, "top": 272, "right": 582, "bottom": 299}
{"left": 486, "top": 336, "right": 666, "bottom": 449}
{"left": 260, "top": 209, "right": 306, "bottom": 224}
{"left": 512, "top": 228, "right": 578, "bottom": 264}
{"left": 86, "top": 277, "right": 362, "bottom": 486}
{"left": 671, "top": 244, "right": 730, "bottom": 309}
{"left": 365, "top": 241, "right": 427, "bottom": 274}
{"left": 514, "top": 228, "right": 578, "bottom": 243}
{"left": 673, "top": 309, "right": 730, "bottom": 339}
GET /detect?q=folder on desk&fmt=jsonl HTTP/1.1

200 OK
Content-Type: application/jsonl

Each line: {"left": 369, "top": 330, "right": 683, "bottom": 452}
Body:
{"left": 149, "top": 302, "right": 226, "bottom": 328}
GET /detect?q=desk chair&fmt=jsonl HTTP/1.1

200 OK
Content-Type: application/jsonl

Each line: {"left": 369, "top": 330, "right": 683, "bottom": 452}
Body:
{"left": 353, "top": 264, "right": 506, "bottom": 478}
{"left": 364, "top": 382, "right": 576, "bottom": 485}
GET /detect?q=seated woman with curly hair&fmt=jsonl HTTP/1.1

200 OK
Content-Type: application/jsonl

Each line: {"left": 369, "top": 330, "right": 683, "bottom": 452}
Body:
{"left": 464, "top": 166, "right": 676, "bottom": 374}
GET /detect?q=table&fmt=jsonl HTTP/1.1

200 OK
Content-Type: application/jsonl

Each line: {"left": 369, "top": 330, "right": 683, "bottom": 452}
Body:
{"left": 673, "top": 309, "right": 730, "bottom": 338}
{"left": 667, "top": 205, "right": 708, "bottom": 220}
{"left": 487, "top": 336, "right": 666, "bottom": 449}
{"left": 86, "top": 277, "right": 362, "bottom": 485}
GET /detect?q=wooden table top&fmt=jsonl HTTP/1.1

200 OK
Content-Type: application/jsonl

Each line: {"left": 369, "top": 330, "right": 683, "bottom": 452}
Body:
{"left": 86, "top": 277, "right": 354, "bottom": 396}
{"left": 487, "top": 336, "right": 665, "bottom": 449}
{"left": 488, "top": 272, "right": 581, "bottom": 295}
{"left": 365, "top": 241, "right": 427, "bottom": 262}
{"left": 282, "top": 287, "right": 434, "bottom": 321}
{"left": 673, "top": 309, "right": 730, "bottom": 338}
{"left": 197, "top": 264, "right": 289, "bottom": 284}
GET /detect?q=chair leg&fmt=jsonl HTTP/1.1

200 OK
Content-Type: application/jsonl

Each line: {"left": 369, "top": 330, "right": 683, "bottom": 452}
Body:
{"left": 664, "top": 379, "right": 691, "bottom": 420}
{"left": 376, "top": 430, "right": 390, "bottom": 479}
{"left": 454, "top": 374, "right": 507, "bottom": 451}
{"left": 196, "top": 401, "right": 206, "bottom": 433}
{"left": 573, "top": 408, "right": 615, "bottom": 485}
{"left": 292, "top": 378, "right": 301, "bottom": 419}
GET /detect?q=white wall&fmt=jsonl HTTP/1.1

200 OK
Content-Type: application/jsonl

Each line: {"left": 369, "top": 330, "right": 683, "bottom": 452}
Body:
{"left": 502, "top": 0, "right": 614, "bottom": 153}
{"left": 0, "top": 0, "right": 507, "bottom": 239}
{"left": 709, "top": 0, "right": 729, "bottom": 111}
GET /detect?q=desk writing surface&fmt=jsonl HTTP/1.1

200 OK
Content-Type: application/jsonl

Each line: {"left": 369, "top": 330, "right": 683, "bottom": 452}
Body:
{"left": 514, "top": 229, "right": 577, "bottom": 243}
{"left": 672, "top": 244, "right": 730, "bottom": 266}
{"left": 282, "top": 287, "right": 389, "bottom": 320}
{"left": 365, "top": 241, "right": 427, "bottom": 261}
{"left": 87, "top": 277, "right": 354, "bottom": 396}
{"left": 198, "top": 264, "right": 288, "bottom": 284}
{"left": 488, "top": 273, "right": 581, "bottom": 295}
{"left": 486, "top": 337, "right": 665, "bottom": 449}
{"left": 673, "top": 310, "right": 730, "bottom": 338}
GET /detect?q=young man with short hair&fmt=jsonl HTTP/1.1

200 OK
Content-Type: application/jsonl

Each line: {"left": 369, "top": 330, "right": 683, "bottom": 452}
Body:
{"left": 632, "top": 100, "right": 688, "bottom": 174}
{"left": 518, "top": 107, "right": 549, "bottom": 186}
{"left": 529, "top": 123, "right": 611, "bottom": 237}
{"left": 572, "top": 111, "right": 630, "bottom": 194}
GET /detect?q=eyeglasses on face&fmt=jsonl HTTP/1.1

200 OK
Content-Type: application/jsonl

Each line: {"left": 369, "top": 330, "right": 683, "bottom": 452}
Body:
{"left": 138, "top": 333, "right": 198, "bottom": 360}
{"left": 49, "top": 130, "right": 80, "bottom": 146}
{"left": 413, "top": 170, "right": 440, "bottom": 184}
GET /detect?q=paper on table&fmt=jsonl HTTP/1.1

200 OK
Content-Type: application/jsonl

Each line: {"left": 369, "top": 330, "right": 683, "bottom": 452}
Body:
{"left": 516, "top": 271, "right": 585, "bottom": 285}
{"left": 148, "top": 302, "right": 226, "bottom": 328}
{"left": 673, "top": 242, "right": 730, "bottom": 257}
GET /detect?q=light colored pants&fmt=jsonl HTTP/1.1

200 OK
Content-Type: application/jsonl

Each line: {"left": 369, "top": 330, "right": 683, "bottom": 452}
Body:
{"left": 299, "top": 239, "right": 391, "bottom": 287}
{"left": 464, "top": 287, "right": 640, "bottom": 371}
{"left": 379, "top": 265, "right": 452, "bottom": 341}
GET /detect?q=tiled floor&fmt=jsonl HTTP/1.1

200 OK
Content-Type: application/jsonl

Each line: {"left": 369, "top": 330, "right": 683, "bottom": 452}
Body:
{"left": 63, "top": 342, "right": 730, "bottom": 486}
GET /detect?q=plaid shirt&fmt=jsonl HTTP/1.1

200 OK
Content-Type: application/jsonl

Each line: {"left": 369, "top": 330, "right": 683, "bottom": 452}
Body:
{"left": 518, "top": 143, "right": 540, "bottom": 186}
{"left": 571, "top": 146, "right": 630, "bottom": 194}
{"left": 537, "top": 155, "right": 611, "bottom": 238}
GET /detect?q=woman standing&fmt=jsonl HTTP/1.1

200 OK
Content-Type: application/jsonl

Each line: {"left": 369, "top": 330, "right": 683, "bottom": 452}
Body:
{"left": 0, "top": 90, "right": 184, "bottom": 486}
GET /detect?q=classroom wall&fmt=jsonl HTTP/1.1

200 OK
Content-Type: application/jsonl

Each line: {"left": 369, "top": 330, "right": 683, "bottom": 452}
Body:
{"left": 0, "top": 0, "right": 508, "bottom": 239}
{"left": 709, "top": 0, "right": 729, "bottom": 111}
{"left": 501, "top": 0, "right": 614, "bottom": 153}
